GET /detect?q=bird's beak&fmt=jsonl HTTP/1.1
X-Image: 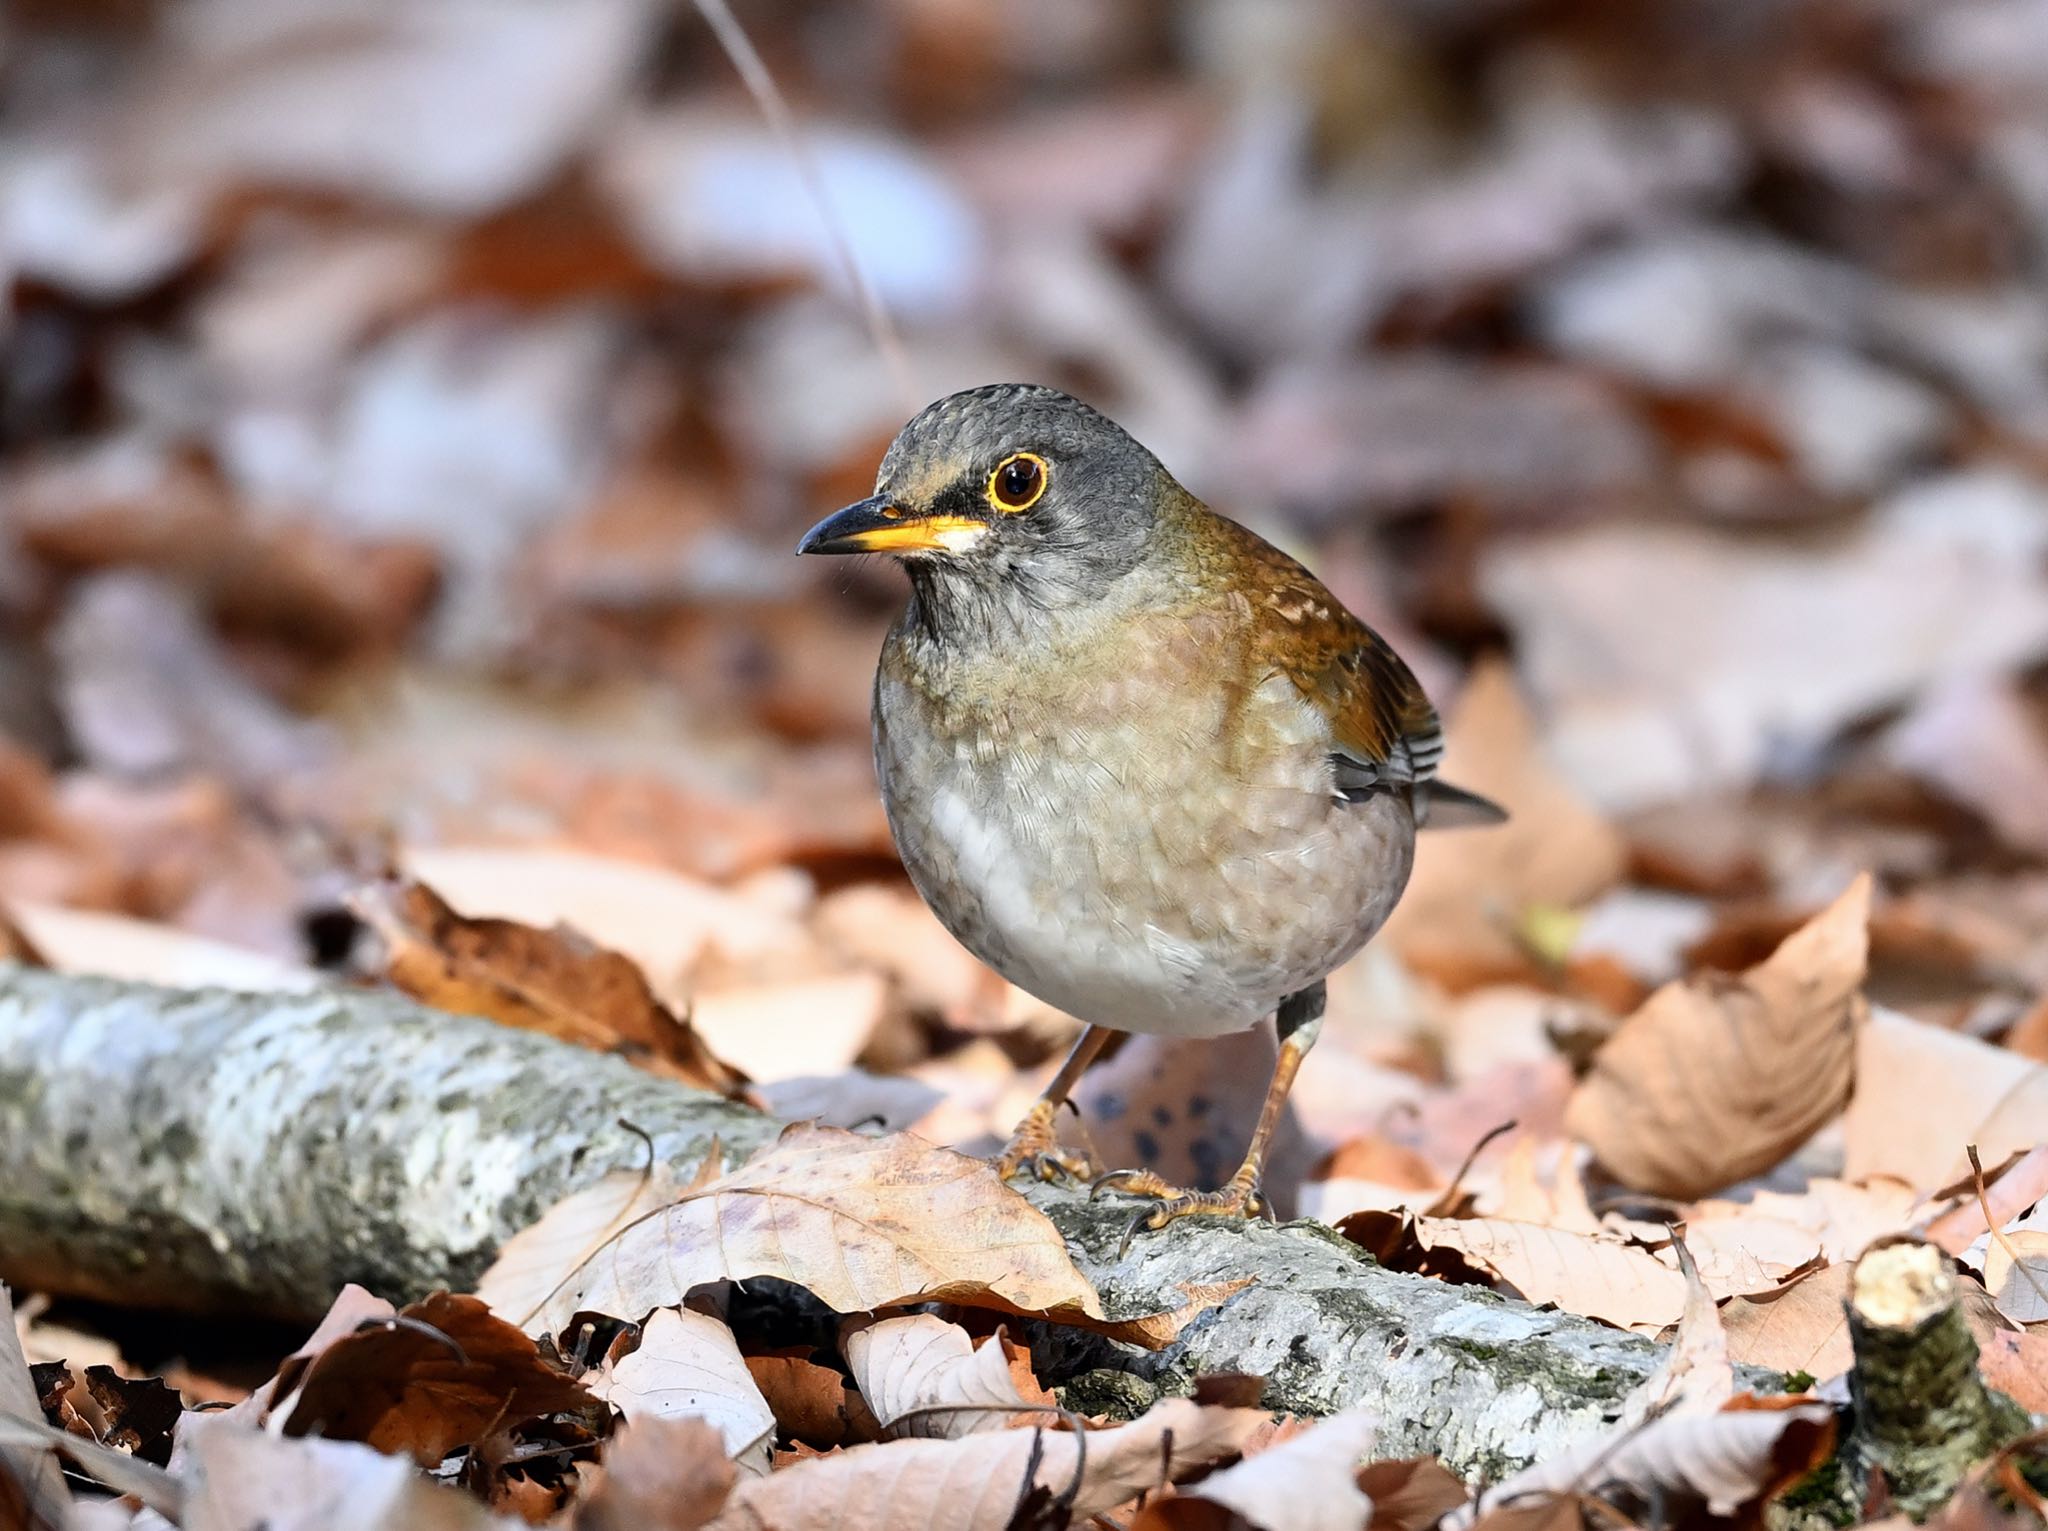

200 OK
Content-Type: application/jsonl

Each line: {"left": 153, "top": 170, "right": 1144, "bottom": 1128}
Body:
{"left": 796, "top": 494, "right": 988, "bottom": 556}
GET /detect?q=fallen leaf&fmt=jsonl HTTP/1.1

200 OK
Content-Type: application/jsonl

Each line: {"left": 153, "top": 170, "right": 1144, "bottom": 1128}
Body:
{"left": 184, "top": 1420, "right": 525, "bottom": 1531}
{"left": 236, "top": 1285, "right": 398, "bottom": 1427}
{"left": 2, "top": 899, "right": 318, "bottom": 992}
{"left": 756, "top": 1072, "right": 943, "bottom": 1133}
{"left": 0, "top": 1410, "right": 174, "bottom": 1521}
{"left": 1675, "top": 1215, "right": 1826, "bottom": 1299}
{"left": 1720, "top": 1265, "right": 1854, "bottom": 1380}
{"left": 1926, "top": 1146, "right": 2048, "bottom": 1253}
{"left": 0, "top": 1286, "right": 68, "bottom": 1531}
{"left": 1482, "top": 1137, "right": 1601, "bottom": 1235}
{"left": 1889, "top": 675, "right": 2048, "bottom": 858}
{"left": 1695, "top": 1177, "right": 1921, "bottom": 1264}
{"left": 812, "top": 882, "right": 997, "bottom": 1031}
{"left": 1130, "top": 1407, "right": 1377, "bottom": 1531}
{"left": 1354, "top": 1457, "right": 1471, "bottom": 1531}
{"left": 841, "top": 1315, "right": 1037, "bottom": 1440}
{"left": 1843, "top": 1008, "right": 2048, "bottom": 1190}
{"left": 1974, "top": 1327, "right": 2048, "bottom": 1414}
{"left": 589, "top": 1309, "right": 775, "bottom": 1476}
{"left": 536, "top": 1125, "right": 1184, "bottom": 1347}
{"left": 1451, "top": 1402, "right": 1836, "bottom": 1528}
{"left": 477, "top": 1162, "right": 692, "bottom": 1327}
{"left": 1566, "top": 874, "right": 1870, "bottom": 1198}
{"left": 1342, "top": 1212, "right": 1688, "bottom": 1331}
{"left": 1380, "top": 661, "right": 1629, "bottom": 977}
{"left": 53, "top": 570, "right": 330, "bottom": 791}
{"left": 81, "top": 1367, "right": 181, "bottom": 1467}
{"left": 687, "top": 973, "right": 886, "bottom": 1086}
{"left": 1978, "top": 1229, "right": 2048, "bottom": 1326}
{"left": 575, "top": 1416, "right": 735, "bottom": 1531}
{"left": 277, "top": 1292, "right": 594, "bottom": 1466}
{"left": 702, "top": 1398, "right": 1268, "bottom": 1531}
{"left": 1625, "top": 1239, "right": 1733, "bottom": 1425}
{"left": 399, "top": 847, "right": 804, "bottom": 1002}
{"left": 352, "top": 877, "right": 750, "bottom": 1097}
{"left": 743, "top": 1353, "right": 877, "bottom": 1450}
{"left": 1481, "top": 480, "right": 2048, "bottom": 810}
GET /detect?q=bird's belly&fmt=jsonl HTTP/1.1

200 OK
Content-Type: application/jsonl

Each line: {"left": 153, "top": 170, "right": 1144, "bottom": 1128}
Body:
{"left": 877, "top": 703, "right": 1415, "bottom": 1038}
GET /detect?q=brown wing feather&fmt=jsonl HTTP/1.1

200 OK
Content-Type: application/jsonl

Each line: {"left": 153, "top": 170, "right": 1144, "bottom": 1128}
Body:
{"left": 1215, "top": 520, "right": 1443, "bottom": 786}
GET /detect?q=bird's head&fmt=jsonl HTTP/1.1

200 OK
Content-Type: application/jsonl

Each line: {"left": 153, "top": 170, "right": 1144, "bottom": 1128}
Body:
{"left": 797, "top": 384, "right": 1170, "bottom": 634}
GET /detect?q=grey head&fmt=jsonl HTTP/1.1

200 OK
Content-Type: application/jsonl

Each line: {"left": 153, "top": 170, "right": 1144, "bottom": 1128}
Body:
{"left": 796, "top": 384, "right": 1173, "bottom": 644}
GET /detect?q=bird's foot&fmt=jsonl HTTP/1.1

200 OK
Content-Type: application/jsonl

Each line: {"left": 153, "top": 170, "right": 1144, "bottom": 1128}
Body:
{"left": 1091, "top": 1167, "right": 1269, "bottom": 1257}
{"left": 992, "top": 1101, "right": 1095, "bottom": 1185}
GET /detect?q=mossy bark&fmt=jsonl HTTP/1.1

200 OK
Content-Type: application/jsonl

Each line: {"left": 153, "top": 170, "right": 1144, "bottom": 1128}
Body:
{"left": 1840, "top": 1241, "right": 2028, "bottom": 1519}
{"left": 0, "top": 962, "right": 1705, "bottom": 1478}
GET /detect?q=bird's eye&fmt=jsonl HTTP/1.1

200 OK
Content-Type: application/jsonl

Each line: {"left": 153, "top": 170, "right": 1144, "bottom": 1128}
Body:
{"left": 987, "top": 452, "right": 1048, "bottom": 513}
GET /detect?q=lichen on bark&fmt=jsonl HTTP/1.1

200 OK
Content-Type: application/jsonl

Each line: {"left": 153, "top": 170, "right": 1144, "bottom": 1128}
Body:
{"left": 0, "top": 961, "right": 1723, "bottom": 1479}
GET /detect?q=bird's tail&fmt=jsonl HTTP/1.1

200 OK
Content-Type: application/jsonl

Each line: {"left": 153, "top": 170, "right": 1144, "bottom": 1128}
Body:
{"left": 1418, "top": 781, "right": 1508, "bottom": 829}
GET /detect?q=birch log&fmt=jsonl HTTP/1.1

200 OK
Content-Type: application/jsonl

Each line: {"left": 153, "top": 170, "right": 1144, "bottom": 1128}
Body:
{"left": 0, "top": 962, "right": 1669, "bottom": 1478}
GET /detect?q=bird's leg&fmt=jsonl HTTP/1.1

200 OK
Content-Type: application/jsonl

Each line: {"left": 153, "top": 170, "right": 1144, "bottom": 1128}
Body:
{"left": 1092, "top": 982, "right": 1325, "bottom": 1248}
{"left": 993, "top": 1024, "right": 1112, "bottom": 1184}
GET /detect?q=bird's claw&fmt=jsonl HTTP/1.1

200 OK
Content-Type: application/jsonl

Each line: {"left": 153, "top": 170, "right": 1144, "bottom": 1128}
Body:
{"left": 1090, "top": 1170, "right": 1268, "bottom": 1257}
{"left": 995, "top": 1146, "right": 1094, "bottom": 1185}
{"left": 992, "top": 1104, "right": 1095, "bottom": 1186}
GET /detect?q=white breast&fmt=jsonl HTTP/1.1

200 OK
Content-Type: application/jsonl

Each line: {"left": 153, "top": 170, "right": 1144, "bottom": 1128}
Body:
{"left": 877, "top": 650, "right": 1417, "bottom": 1040}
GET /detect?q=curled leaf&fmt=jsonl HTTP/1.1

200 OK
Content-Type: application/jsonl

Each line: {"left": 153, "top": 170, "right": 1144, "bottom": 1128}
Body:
{"left": 538, "top": 1125, "right": 1185, "bottom": 1348}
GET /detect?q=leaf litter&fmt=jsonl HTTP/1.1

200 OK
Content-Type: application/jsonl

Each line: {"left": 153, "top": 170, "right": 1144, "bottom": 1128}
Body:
{"left": 8, "top": 0, "right": 2048, "bottom": 1526}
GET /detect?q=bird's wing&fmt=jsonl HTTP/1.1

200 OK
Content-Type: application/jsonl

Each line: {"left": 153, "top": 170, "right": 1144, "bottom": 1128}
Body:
{"left": 1226, "top": 521, "right": 1502, "bottom": 826}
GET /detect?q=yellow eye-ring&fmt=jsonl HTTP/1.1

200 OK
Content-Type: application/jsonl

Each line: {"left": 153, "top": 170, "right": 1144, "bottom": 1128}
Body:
{"left": 986, "top": 452, "right": 1048, "bottom": 514}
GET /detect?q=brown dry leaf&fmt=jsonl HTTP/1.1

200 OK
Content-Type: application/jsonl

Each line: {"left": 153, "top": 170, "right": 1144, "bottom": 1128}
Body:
{"left": 536, "top": 1124, "right": 1186, "bottom": 1347}
{"left": 1978, "top": 1230, "right": 2048, "bottom": 1326}
{"left": 1355, "top": 1457, "right": 1471, "bottom": 1531}
{"left": 1889, "top": 675, "right": 2048, "bottom": 858}
{"left": 1566, "top": 874, "right": 1871, "bottom": 1199}
{"left": 0, "top": 1409, "right": 176, "bottom": 1522}
{"left": 1357, "top": 1214, "right": 1689, "bottom": 1331}
{"left": 1625, "top": 1240, "right": 1733, "bottom": 1425}
{"left": 841, "top": 1315, "right": 1035, "bottom": 1440}
{"left": 575, "top": 1416, "right": 735, "bottom": 1531}
{"left": 1843, "top": 1008, "right": 2048, "bottom": 1191}
{"left": 0, "top": 906, "right": 47, "bottom": 967}
{"left": 589, "top": 1309, "right": 775, "bottom": 1476}
{"left": 1974, "top": 1326, "right": 2048, "bottom": 1414}
{"left": 1720, "top": 1265, "right": 1854, "bottom": 1380}
{"left": 812, "top": 882, "right": 998, "bottom": 1032}
{"left": 476, "top": 1159, "right": 696, "bottom": 1327}
{"left": 81, "top": 1367, "right": 182, "bottom": 1466}
{"left": 743, "top": 1353, "right": 877, "bottom": 1450}
{"left": 217, "top": 1284, "right": 398, "bottom": 1431}
{"left": 184, "top": 1420, "right": 525, "bottom": 1531}
{"left": 277, "top": 1291, "right": 593, "bottom": 1466}
{"left": 1695, "top": 1177, "right": 1921, "bottom": 1264}
{"left": 1927, "top": 1146, "right": 2048, "bottom": 1253}
{"left": 0, "top": 1286, "right": 68, "bottom": 1531}
{"left": 703, "top": 1398, "right": 1269, "bottom": 1531}
{"left": 352, "top": 877, "right": 750, "bottom": 1098}
{"left": 1380, "top": 659, "right": 1629, "bottom": 978}
{"left": 398, "top": 847, "right": 805, "bottom": 1000}
{"left": 1673, "top": 1214, "right": 1826, "bottom": 1299}
{"left": 1130, "top": 1407, "right": 1377, "bottom": 1531}
{"left": 1484, "top": 1137, "right": 1601, "bottom": 1234}
{"left": 1453, "top": 1402, "right": 1836, "bottom": 1529}
{"left": 687, "top": 973, "right": 886, "bottom": 1087}
{"left": 3, "top": 898, "right": 318, "bottom": 992}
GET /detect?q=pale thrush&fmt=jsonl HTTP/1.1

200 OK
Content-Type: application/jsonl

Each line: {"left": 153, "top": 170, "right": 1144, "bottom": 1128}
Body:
{"left": 799, "top": 383, "right": 1502, "bottom": 1235}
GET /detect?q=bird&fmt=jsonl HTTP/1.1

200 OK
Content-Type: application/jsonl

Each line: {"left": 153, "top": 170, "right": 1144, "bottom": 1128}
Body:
{"left": 797, "top": 383, "right": 1502, "bottom": 1239}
